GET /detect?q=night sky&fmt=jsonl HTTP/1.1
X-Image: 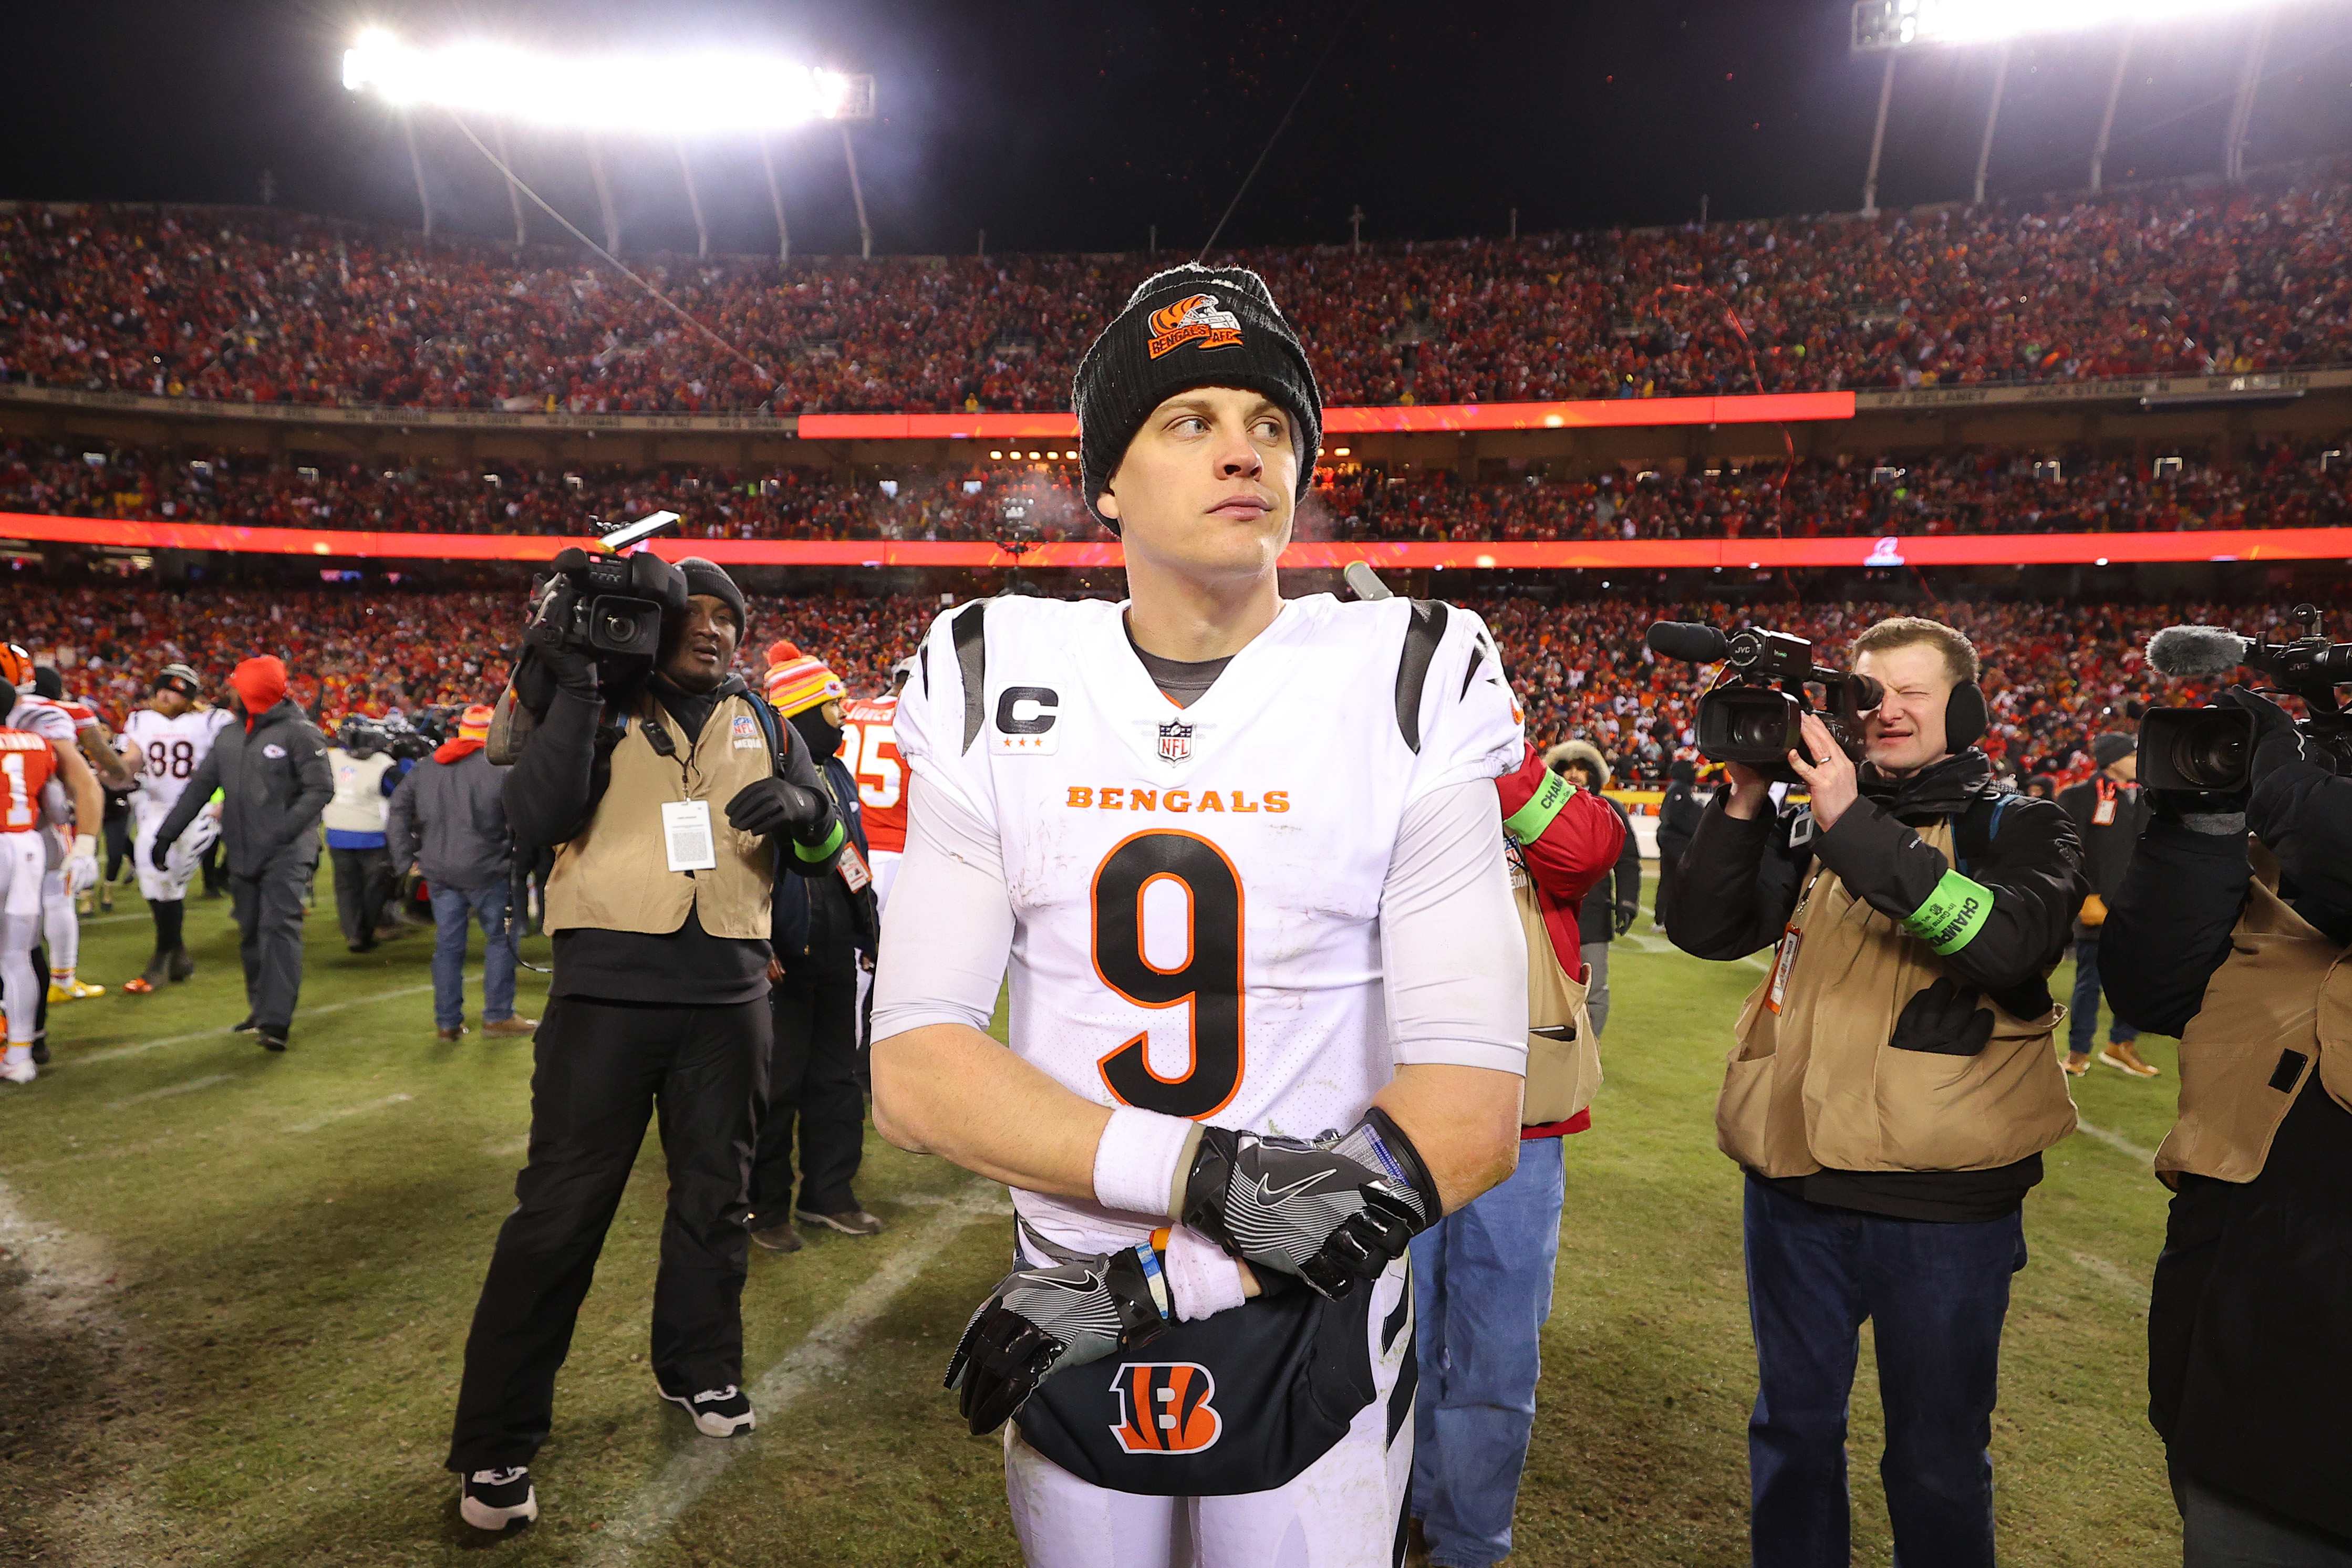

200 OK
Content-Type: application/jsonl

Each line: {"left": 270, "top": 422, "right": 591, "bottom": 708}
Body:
{"left": 9, "top": 1, "right": 2352, "bottom": 260}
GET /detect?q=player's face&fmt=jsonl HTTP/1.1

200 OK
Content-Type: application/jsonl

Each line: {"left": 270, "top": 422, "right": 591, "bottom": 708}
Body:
{"left": 152, "top": 688, "right": 192, "bottom": 719}
{"left": 1099, "top": 387, "right": 1297, "bottom": 580}
{"left": 1854, "top": 642, "right": 1954, "bottom": 775}
{"left": 660, "top": 596, "right": 741, "bottom": 693}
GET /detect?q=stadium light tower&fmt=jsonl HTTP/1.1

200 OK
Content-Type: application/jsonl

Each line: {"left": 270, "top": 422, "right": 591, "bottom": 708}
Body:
{"left": 343, "top": 29, "right": 876, "bottom": 256}
{"left": 1850, "top": 0, "right": 2291, "bottom": 214}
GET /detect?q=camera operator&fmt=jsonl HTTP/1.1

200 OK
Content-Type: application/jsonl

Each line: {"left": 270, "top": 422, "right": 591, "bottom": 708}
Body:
{"left": 1670, "top": 616, "right": 2084, "bottom": 1568}
{"left": 324, "top": 718, "right": 405, "bottom": 953}
{"left": 1654, "top": 757, "right": 1704, "bottom": 939}
{"left": 2101, "top": 686, "right": 2352, "bottom": 1564}
{"left": 2057, "top": 733, "right": 2153, "bottom": 1079}
{"left": 444, "top": 555, "right": 843, "bottom": 1535}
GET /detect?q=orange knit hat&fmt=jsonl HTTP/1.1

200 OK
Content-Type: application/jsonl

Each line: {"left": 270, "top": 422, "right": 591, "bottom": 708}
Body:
{"left": 763, "top": 641, "right": 845, "bottom": 718}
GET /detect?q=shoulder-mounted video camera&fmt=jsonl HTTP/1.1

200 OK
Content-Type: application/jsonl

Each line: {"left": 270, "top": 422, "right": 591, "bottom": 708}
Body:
{"left": 495, "top": 513, "right": 688, "bottom": 765}
{"left": 2141, "top": 604, "right": 2352, "bottom": 791}
{"left": 1645, "top": 622, "right": 1885, "bottom": 785}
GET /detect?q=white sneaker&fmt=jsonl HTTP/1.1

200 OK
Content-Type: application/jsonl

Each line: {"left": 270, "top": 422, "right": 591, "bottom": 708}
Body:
{"left": 658, "top": 1382, "right": 756, "bottom": 1438}
{"left": 0, "top": 1057, "right": 34, "bottom": 1085}
{"left": 459, "top": 1467, "right": 537, "bottom": 1531}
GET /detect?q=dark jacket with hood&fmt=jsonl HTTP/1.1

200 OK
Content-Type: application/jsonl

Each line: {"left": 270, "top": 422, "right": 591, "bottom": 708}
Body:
{"left": 1672, "top": 749, "right": 2085, "bottom": 1220}
{"left": 158, "top": 700, "right": 334, "bottom": 877}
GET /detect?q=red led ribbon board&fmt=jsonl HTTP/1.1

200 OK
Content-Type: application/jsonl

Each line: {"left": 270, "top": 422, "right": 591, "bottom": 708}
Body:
{"left": 796, "top": 390, "right": 1856, "bottom": 441}
{"left": 6, "top": 511, "right": 2348, "bottom": 570}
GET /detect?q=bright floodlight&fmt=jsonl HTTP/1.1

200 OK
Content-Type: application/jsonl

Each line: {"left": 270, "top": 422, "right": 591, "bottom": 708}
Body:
{"left": 341, "top": 29, "right": 873, "bottom": 132}
{"left": 1855, "top": 0, "right": 2285, "bottom": 48}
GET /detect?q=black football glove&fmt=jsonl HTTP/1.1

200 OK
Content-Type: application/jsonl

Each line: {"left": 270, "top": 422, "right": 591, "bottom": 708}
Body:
{"left": 1181, "top": 1108, "right": 1440, "bottom": 1301}
{"left": 1612, "top": 900, "right": 1638, "bottom": 937}
{"left": 1889, "top": 976, "right": 1996, "bottom": 1057}
{"left": 944, "top": 1243, "right": 1170, "bottom": 1436}
{"left": 149, "top": 835, "right": 174, "bottom": 871}
{"left": 723, "top": 776, "right": 826, "bottom": 840}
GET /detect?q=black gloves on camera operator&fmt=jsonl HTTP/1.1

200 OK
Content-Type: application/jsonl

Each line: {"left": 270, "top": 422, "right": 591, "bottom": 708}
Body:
{"left": 1180, "top": 1108, "right": 1442, "bottom": 1301}
{"left": 515, "top": 547, "right": 690, "bottom": 710}
{"left": 724, "top": 704, "right": 838, "bottom": 850}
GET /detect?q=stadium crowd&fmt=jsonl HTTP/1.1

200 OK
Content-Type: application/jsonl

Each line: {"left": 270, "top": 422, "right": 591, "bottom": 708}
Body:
{"left": 4, "top": 168, "right": 2351, "bottom": 414}
{"left": 9, "top": 581, "right": 2254, "bottom": 788}
{"left": 9, "top": 438, "right": 2349, "bottom": 543}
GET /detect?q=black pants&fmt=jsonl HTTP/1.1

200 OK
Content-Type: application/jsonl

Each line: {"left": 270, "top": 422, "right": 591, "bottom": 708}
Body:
{"left": 230, "top": 856, "right": 310, "bottom": 1033}
{"left": 752, "top": 964, "right": 865, "bottom": 1226}
{"left": 329, "top": 845, "right": 394, "bottom": 949}
{"left": 447, "top": 993, "right": 770, "bottom": 1473}
{"left": 102, "top": 813, "right": 131, "bottom": 882}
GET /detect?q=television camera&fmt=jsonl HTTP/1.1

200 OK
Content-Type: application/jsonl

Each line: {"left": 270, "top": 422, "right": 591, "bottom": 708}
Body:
{"left": 1645, "top": 621, "right": 1886, "bottom": 785}
{"left": 2141, "top": 604, "right": 2352, "bottom": 792}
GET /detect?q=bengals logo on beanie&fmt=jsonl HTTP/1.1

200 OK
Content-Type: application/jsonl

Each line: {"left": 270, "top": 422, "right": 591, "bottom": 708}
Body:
{"left": 1071, "top": 263, "right": 1323, "bottom": 532}
{"left": 1145, "top": 294, "right": 1244, "bottom": 359}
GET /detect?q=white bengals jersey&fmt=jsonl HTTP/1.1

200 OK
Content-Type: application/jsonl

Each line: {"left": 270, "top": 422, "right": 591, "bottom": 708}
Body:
{"left": 893, "top": 593, "right": 1521, "bottom": 1253}
{"left": 123, "top": 707, "right": 231, "bottom": 812}
{"left": 4, "top": 698, "right": 75, "bottom": 751}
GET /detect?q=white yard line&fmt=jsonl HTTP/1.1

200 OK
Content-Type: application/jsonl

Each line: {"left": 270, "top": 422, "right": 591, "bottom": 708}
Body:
{"left": 285, "top": 1093, "right": 413, "bottom": 1135}
{"left": 65, "top": 967, "right": 543, "bottom": 1066}
{"left": 106, "top": 1072, "right": 235, "bottom": 1109}
{"left": 2066, "top": 1249, "right": 2147, "bottom": 1301}
{"left": 581, "top": 1185, "right": 1012, "bottom": 1565}
{"left": 2073, "top": 1117, "right": 2158, "bottom": 1167}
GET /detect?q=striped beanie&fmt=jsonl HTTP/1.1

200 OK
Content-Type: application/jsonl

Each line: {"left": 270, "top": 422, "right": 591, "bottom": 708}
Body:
{"left": 763, "top": 641, "right": 845, "bottom": 718}
{"left": 458, "top": 704, "right": 495, "bottom": 742}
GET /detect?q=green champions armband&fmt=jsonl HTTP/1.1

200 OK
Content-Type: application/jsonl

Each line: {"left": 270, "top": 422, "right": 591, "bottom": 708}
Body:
{"left": 793, "top": 819, "right": 846, "bottom": 862}
{"left": 1902, "top": 869, "right": 1993, "bottom": 956}
{"left": 1503, "top": 769, "right": 1574, "bottom": 843}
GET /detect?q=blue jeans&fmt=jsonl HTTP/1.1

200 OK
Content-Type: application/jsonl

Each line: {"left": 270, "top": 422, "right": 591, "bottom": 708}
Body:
{"left": 2068, "top": 934, "right": 2139, "bottom": 1054}
{"left": 430, "top": 881, "right": 516, "bottom": 1031}
{"left": 1409, "top": 1136, "right": 1566, "bottom": 1568}
{"left": 1743, "top": 1178, "right": 2026, "bottom": 1568}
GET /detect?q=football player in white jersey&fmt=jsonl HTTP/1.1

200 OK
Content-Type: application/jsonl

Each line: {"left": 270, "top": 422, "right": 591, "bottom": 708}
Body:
{"left": 117, "top": 663, "right": 229, "bottom": 993}
{"left": 871, "top": 265, "right": 1530, "bottom": 1568}
{"left": 29, "top": 663, "right": 134, "bottom": 1001}
{"left": 0, "top": 646, "right": 102, "bottom": 1065}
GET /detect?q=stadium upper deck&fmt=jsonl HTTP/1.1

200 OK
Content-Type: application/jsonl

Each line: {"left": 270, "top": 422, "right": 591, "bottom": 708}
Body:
{"left": 4, "top": 167, "right": 2349, "bottom": 419}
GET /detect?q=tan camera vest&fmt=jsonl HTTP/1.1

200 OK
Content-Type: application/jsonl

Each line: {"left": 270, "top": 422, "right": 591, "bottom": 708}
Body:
{"left": 1716, "top": 816, "right": 2078, "bottom": 1176}
{"left": 1510, "top": 861, "right": 1601, "bottom": 1126}
{"left": 2156, "top": 874, "right": 2352, "bottom": 1185}
{"left": 543, "top": 688, "right": 778, "bottom": 941}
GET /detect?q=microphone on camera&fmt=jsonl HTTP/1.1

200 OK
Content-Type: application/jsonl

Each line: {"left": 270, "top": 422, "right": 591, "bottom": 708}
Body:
{"left": 2147, "top": 626, "right": 2255, "bottom": 679}
{"left": 1645, "top": 621, "right": 1731, "bottom": 663}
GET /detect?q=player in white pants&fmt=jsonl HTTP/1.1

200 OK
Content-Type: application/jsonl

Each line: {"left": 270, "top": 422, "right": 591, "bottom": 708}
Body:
{"left": 1, "top": 690, "right": 68, "bottom": 1084}
{"left": 119, "top": 664, "right": 228, "bottom": 993}
{"left": 27, "top": 664, "right": 136, "bottom": 1001}
{"left": 868, "top": 266, "right": 1531, "bottom": 1567}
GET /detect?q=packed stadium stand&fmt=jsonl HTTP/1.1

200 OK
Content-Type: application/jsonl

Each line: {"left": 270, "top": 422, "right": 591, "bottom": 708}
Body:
{"left": 5, "top": 167, "right": 2351, "bottom": 416}
{"left": 7, "top": 438, "right": 2352, "bottom": 541}
{"left": 6, "top": 581, "right": 2251, "bottom": 790}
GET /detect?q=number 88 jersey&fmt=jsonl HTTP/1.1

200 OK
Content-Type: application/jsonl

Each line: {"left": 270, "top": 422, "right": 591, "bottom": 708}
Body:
{"left": 121, "top": 705, "right": 230, "bottom": 813}
{"left": 894, "top": 593, "right": 1521, "bottom": 1234}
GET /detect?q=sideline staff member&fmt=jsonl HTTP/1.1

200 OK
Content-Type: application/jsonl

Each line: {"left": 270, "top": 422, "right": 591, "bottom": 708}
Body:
{"left": 2102, "top": 688, "right": 2352, "bottom": 1564}
{"left": 1671, "top": 616, "right": 2082, "bottom": 1568}
{"left": 445, "top": 558, "right": 841, "bottom": 1534}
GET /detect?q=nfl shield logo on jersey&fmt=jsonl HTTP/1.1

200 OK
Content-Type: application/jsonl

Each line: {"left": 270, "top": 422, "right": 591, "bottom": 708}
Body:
{"left": 1156, "top": 719, "right": 1193, "bottom": 765}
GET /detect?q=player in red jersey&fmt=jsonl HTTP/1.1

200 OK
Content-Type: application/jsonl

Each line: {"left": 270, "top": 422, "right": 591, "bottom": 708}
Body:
{"left": 837, "top": 659, "right": 913, "bottom": 1054}
{"left": 0, "top": 677, "right": 63, "bottom": 1083}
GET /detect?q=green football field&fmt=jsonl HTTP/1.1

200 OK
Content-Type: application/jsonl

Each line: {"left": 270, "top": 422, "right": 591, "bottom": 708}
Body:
{"left": 1, "top": 867, "right": 2184, "bottom": 1566}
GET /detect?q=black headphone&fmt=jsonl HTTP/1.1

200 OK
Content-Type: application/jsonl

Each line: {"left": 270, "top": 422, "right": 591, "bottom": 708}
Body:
{"left": 1944, "top": 681, "right": 1988, "bottom": 751}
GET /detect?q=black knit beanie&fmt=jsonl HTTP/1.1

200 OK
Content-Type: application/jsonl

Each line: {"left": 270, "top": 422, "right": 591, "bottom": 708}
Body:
{"left": 674, "top": 556, "right": 747, "bottom": 636}
{"left": 1072, "top": 263, "right": 1323, "bottom": 532}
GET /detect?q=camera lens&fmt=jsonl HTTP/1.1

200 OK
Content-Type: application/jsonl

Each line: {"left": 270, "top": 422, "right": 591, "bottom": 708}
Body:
{"left": 1727, "top": 704, "right": 1791, "bottom": 755}
{"left": 2171, "top": 716, "right": 2249, "bottom": 792}
{"left": 600, "top": 612, "right": 637, "bottom": 645}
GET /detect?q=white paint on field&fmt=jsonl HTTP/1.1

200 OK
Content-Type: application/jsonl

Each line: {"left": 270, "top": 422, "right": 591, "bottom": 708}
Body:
{"left": 2073, "top": 1117, "right": 2158, "bottom": 1167}
{"left": 581, "top": 1185, "right": 1008, "bottom": 1565}
{"left": 107, "top": 1073, "right": 234, "bottom": 1109}
{"left": 286, "top": 1093, "right": 413, "bottom": 1135}
{"left": 2067, "top": 1249, "right": 2148, "bottom": 1301}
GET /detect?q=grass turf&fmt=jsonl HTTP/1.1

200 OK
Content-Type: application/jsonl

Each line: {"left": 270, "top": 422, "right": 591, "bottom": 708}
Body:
{"left": 0, "top": 870, "right": 2183, "bottom": 1565}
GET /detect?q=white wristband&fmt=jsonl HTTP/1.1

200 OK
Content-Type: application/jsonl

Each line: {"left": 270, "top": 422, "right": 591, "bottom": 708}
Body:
{"left": 1163, "top": 1223, "right": 1249, "bottom": 1322}
{"left": 1091, "top": 1106, "right": 1197, "bottom": 1220}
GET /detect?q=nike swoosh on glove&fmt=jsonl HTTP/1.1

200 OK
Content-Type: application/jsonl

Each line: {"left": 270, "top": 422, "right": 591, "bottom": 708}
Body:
{"left": 1182, "top": 1109, "right": 1440, "bottom": 1301}
{"left": 944, "top": 1244, "right": 1170, "bottom": 1436}
{"left": 1889, "top": 975, "right": 1997, "bottom": 1056}
{"left": 723, "top": 777, "right": 825, "bottom": 840}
